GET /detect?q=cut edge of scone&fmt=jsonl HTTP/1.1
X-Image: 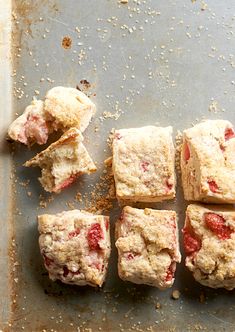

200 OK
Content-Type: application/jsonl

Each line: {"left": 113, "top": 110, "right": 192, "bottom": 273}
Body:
{"left": 38, "top": 209, "right": 111, "bottom": 287}
{"left": 24, "top": 128, "right": 97, "bottom": 193}
{"left": 44, "top": 86, "right": 96, "bottom": 133}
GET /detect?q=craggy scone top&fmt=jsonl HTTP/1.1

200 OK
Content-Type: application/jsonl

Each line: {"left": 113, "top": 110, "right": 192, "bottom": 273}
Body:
{"left": 115, "top": 206, "right": 181, "bottom": 289}
{"left": 38, "top": 210, "right": 110, "bottom": 287}
{"left": 183, "top": 204, "right": 235, "bottom": 290}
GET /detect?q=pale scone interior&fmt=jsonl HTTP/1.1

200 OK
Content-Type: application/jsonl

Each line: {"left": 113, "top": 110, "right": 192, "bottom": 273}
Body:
{"left": 24, "top": 128, "right": 97, "bottom": 193}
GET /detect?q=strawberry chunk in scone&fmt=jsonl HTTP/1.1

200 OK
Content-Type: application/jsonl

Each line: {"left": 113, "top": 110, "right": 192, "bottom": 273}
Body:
{"left": 115, "top": 206, "right": 181, "bottom": 289}
{"left": 112, "top": 126, "right": 176, "bottom": 203}
{"left": 38, "top": 210, "right": 111, "bottom": 287}
{"left": 181, "top": 119, "right": 235, "bottom": 203}
{"left": 183, "top": 204, "right": 235, "bottom": 290}
{"left": 24, "top": 128, "right": 97, "bottom": 193}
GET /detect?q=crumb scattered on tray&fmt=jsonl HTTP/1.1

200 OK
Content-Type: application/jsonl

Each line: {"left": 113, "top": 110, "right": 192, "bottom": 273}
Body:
{"left": 155, "top": 302, "right": 161, "bottom": 309}
{"left": 62, "top": 36, "right": 72, "bottom": 49}
{"left": 172, "top": 290, "right": 180, "bottom": 300}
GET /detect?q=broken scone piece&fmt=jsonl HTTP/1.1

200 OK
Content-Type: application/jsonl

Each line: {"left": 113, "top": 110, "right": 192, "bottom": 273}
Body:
{"left": 181, "top": 119, "right": 235, "bottom": 203}
{"left": 183, "top": 204, "right": 235, "bottom": 290}
{"left": 24, "top": 128, "right": 97, "bottom": 193}
{"left": 44, "top": 86, "right": 96, "bottom": 133}
{"left": 115, "top": 206, "right": 181, "bottom": 289}
{"left": 112, "top": 126, "right": 176, "bottom": 203}
{"left": 8, "top": 86, "right": 96, "bottom": 145}
{"left": 8, "top": 100, "right": 49, "bottom": 145}
{"left": 38, "top": 210, "right": 111, "bottom": 287}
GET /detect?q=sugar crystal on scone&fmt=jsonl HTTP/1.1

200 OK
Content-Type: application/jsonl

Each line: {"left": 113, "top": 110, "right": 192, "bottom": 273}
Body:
{"left": 181, "top": 120, "right": 235, "bottom": 203}
{"left": 183, "top": 204, "right": 235, "bottom": 290}
{"left": 38, "top": 210, "right": 111, "bottom": 287}
{"left": 112, "top": 126, "right": 176, "bottom": 203}
{"left": 24, "top": 128, "right": 96, "bottom": 193}
{"left": 115, "top": 206, "right": 181, "bottom": 289}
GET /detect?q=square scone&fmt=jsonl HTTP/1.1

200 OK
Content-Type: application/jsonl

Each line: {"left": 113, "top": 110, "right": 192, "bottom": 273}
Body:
{"left": 112, "top": 126, "right": 176, "bottom": 202}
{"left": 181, "top": 119, "right": 235, "bottom": 203}
{"left": 183, "top": 204, "right": 235, "bottom": 289}
{"left": 115, "top": 206, "right": 181, "bottom": 289}
{"left": 38, "top": 210, "right": 111, "bottom": 287}
{"left": 24, "top": 128, "right": 97, "bottom": 193}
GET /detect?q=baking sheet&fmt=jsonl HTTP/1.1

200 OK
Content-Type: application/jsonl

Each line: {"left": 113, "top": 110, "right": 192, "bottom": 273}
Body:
{"left": 2, "top": 0, "right": 235, "bottom": 330}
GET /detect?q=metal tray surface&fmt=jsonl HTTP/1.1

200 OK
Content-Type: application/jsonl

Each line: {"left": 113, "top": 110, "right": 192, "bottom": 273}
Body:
{"left": 2, "top": 0, "right": 235, "bottom": 331}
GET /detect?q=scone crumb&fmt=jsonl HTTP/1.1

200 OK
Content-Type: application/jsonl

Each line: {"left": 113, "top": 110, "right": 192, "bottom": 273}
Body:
{"left": 171, "top": 289, "right": 180, "bottom": 300}
{"left": 155, "top": 302, "right": 161, "bottom": 309}
{"left": 75, "top": 192, "right": 82, "bottom": 202}
{"left": 199, "top": 292, "right": 205, "bottom": 303}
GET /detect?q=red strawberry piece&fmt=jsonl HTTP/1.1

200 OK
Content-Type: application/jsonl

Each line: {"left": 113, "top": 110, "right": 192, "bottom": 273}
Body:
{"left": 127, "top": 253, "right": 134, "bottom": 260}
{"left": 225, "top": 127, "right": 235, "bottom": 141}
{"left": 68, "top": 228, "right": 80, "bottom": 239}
{"left": 165, "top": 263, "right": 175, "bottom": 282}
{"left": 43, "top": 254, "right": 54, "bottom": 267}
{"left": 57, "top": 174, "right": 78, "bottom": 191}
{"left": 141, "top": 161, "right": 150, "bottom": 172}
{"left": 105, "top": 217, "right": 109, "bottom": 231}
{"left": 182, "top": 227, "right": 201, "bottom": 255}
{"left": 115, "top": 132, "right": 122, "bottom": 140}
{"left": 204, "top": 213, "right": 232, "bottom": 240}
{"left": 207, "top": 180, "right": 219, "bottom": 193}
{"left": 166, "top": 178, "right": 173, "bottom": 191}
{"left": 184, "top": 142, "right": 190, "bottom": 162}
{"left": 63, "top": 266, "right": 69, "bottom": 277}
{"left": 87, "top": 223, "right": 104, "bottom": 250}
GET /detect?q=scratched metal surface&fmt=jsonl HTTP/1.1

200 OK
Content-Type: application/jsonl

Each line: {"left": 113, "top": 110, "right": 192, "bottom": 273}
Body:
{"left": 7, "top": 0, "right": 235, "bottom": 331}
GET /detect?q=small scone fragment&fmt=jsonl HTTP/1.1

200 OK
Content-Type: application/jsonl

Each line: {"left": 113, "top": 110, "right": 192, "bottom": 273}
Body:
{"left": 115, "top": 206, "right": 181, "bottom": 288}
{"left": 112, "top": 126, "right": 176, "bottom": 203}
{"left": 38, "top": 210, "right": 111, "bottom": 287}
{"left": 24, "top": 128, "right": 96, "bottom": 193}
{"left": 183, "top": 204, "right": 235, "bottom": 290}
{"left": 44, "top": 86, "right": 96, "bottom": 133}
{"left": 8, "top": 100, "right": 49, "bottom": 145}
{"left": 8, "top": 87, "right": 96, "bottom": 145}
{"left": 181, "top": 120, "right": 235, "bottom": 203}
